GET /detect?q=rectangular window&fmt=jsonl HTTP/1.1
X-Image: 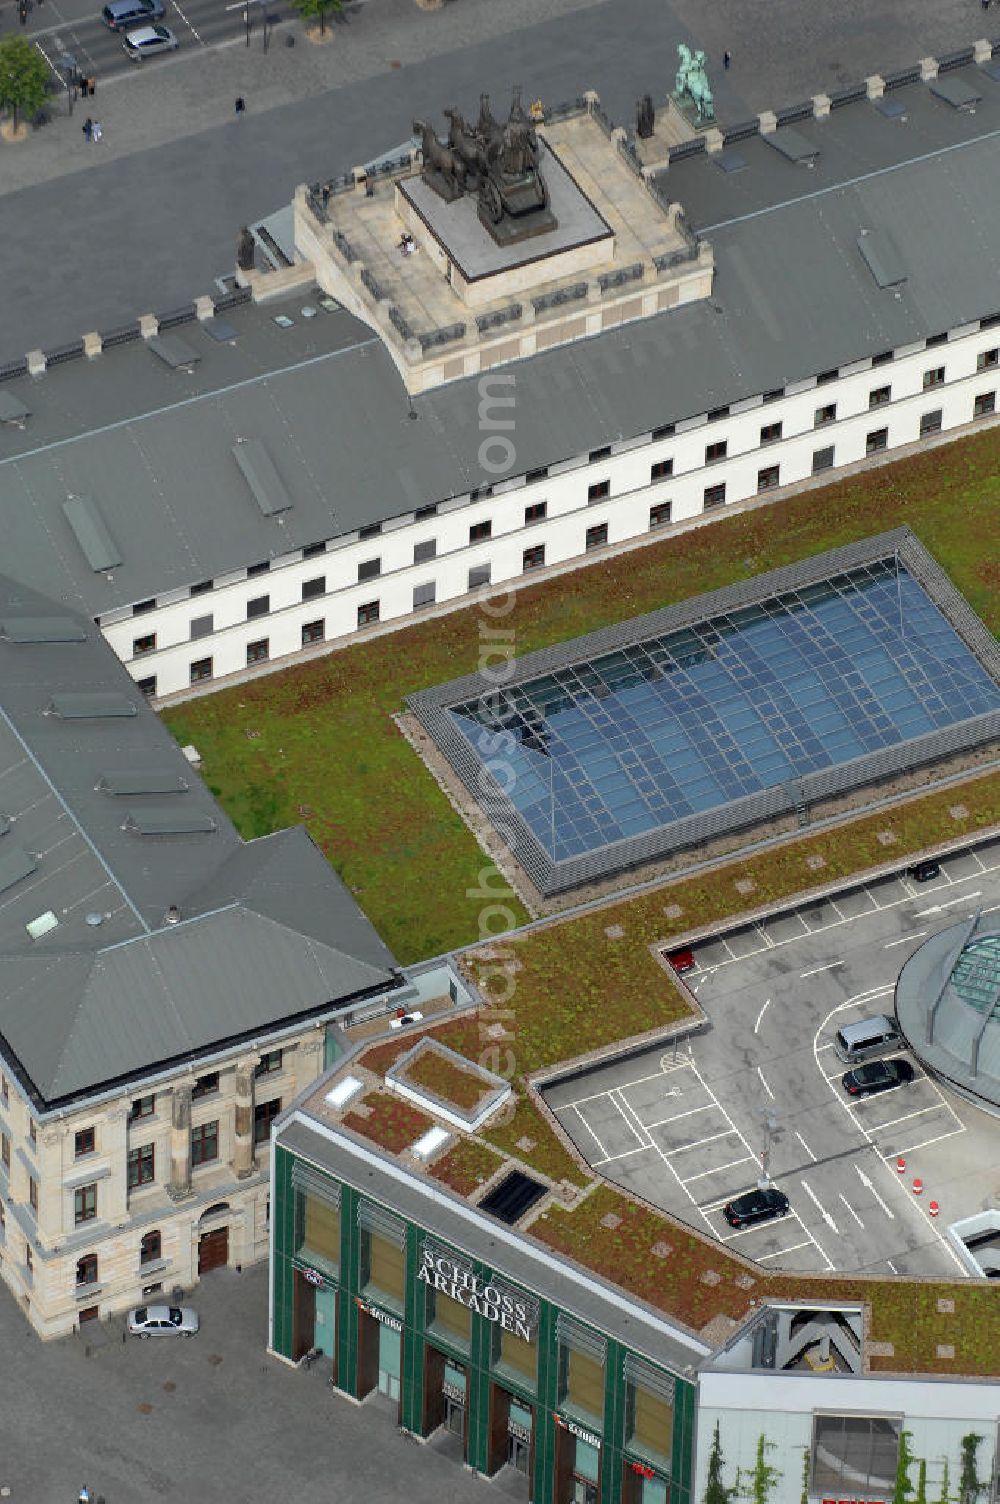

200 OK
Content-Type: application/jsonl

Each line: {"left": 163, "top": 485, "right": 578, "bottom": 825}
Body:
{"left": 652, "top": 424, "right": 675, "bottom": 441}
{"left": 919, "top": 409, "right": 943, "bottom": 437}
{"left": 253, "top": 1098, "right": 282, "bottom": 1145}
{"left": 357, "top": 600, "right": 380, "bottom": 627}
{"left": 626, "top": 1379, "right": 674, "bottom": 1469}
{"left": 76, "top": 1253, "right": 98, "bottom": 1286}
{"left": 815, "top": 402, "right": 836, "bottom": 427}
{"left": 974, "top": 390, "right": 996, "bottom": 418}
{"left": 1, "top": 1075, "right": 8, "bottom": 1104}
{"left": 132, "top": 598, "right": 156, "bottom": 616}
{"left": 810, "top": 1414, "right": 900, "bottom": 1497}
{"left": 137, "top": 676, "right": 157, "bottom": 698}
{"left": 190, "top": 1121, "right": 219, "bottom": 1168}
{"left": 926, "top": 331, "right": 948, "bottom": 348}
{"left": 759, "top": 421, "right": 782, "bottom": 445}
{"left": 29, "top": 1175, "right": 38, "bottom": 1212}
{"left": 29, "top": 1119, "right": 36, "bottom": 1144}
{"left": 923, "top": 365, "right": 945, "bottom": 389}
{"left": 415, "top": 504, "right": 438, "bottom": 521}
{"left": 589, "top": 445, "right": 611, "bottom": 462}
{"left": 247, "top": 594, "right": 270, "bottom": 620}
{"left": 1, "top": 1132, "right": 9, "bottom": 1171}
{"left": 703, "top": 482, "right": 726, "bottom": 509}
{"left": 523, "top": 544, "right": 545, "bottom": 571}
{"left": 872, "top": 349, "right": 894, "bottom": 367}
{"left": 357, "top": 557, "right": 381, "bottom": 582}
{"left": 588, "top": 479, "right": 610, "bottom": 503}
{"left": 649, "top": 501, "right": 672, "bottom": 529}
{"left": 361, "top": 1226, "right": 405, "bottom": 1308}
{"left": 585, "top": 523, "right": 608, "bottom": 551}
{"left": 812, "top": 445, "right": 835, "bottom": 474}
{"left": 559, "top": 1344, "right": 604, "bottom": 1429}
{"left": 757, "top": 464, "right": 780, "bottom": 492}
{"left": 526, "top": 466, "right": 548, "bottom": 482}
{"left": 301, "top": 576, "right": 325, "bottom": 600}
{"left": 301, "top": 619, "right": 325, "bottom": 646}
{"left": 74, "top": 1184, "right": 97, "bottom": 1224}
{"left": 468, "top": 565, "right": 491, "bottom": 589}
{"left": 295, "top": 1191, "right": 340, "bottom": 1275}
{"left": 869, "top": 385, "right": 891, "bottom": 409}
{"left": 764, "top": 387, "right": 784, "bottom": 403}
{"left": 359, "top": 522, "right": 381, "bottom": 540}
{"left": 491, "top": 1317, "right": 538, "bottom": 1386}
{"left": 254, "top": 1050, "right": 282, "bottom": 1078}
{"left": 469, "top": 519, "right": 492, "bottom": 543}
{"left": 413, "top": 538, "right": 437, "bottom": 564}
{"left": 866, "top": 427, "right": 888, "bottom": 455}
{"left": 127, "top": 1143, "right": 155, "bottom": 1189}
{"left": 75, "top": 1127, "right": 95, "bottom": 1159}
{"left": 192, "top": 1072, "right": 219, "bottom": 1100}
{"left": 246, "top": 639, "right": 269, "bottom": 666}
{"left": 130, "top": 1095, "right": 155, "bottom": 1122}
{"left": 816, "top": 368, "right": 838, "bottom": 385}
{"left": 412, "top": 582, "right": 436, "bottom": 609}
{"left": 708, "top": 405, "right": 730, "bottom": 421}
{"left": 190, "top": 613, "right": 213, "bottom": 640}
{"left": 190, "top": 579, "right": 214, "bottom": 596}
{"left": 140, "top": 1229, "right": 162, "bottom": 1265}
{"left": 132, "top": 632, "right": 156, "bottom": 657}
{"left": 978, "top": 347, "right": 999, "bottom": 371}
{"left": 302, "top": 541, "right": 326, "bottom": 559}
{"left": 426, "top": 1281, "right": 472, "bottom": 1352}
{"left": 650, "top": 458, "right": 673, "bottom": 481}
{"left": 524, "top": 500, "right": 547, "bottom": 525}
{"left": 25, "top": 1244, "right": 32, "bottom": 1273}
{"left": 247, "top": 561, "right": 271, "bottom": 578}
{"left": 705, "top": 439, "right": 727, "bottom": 463}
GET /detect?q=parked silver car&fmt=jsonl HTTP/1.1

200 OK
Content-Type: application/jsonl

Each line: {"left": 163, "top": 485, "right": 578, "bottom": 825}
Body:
{"left": 122, "top": 22, "right": 178, "bottom": 59}
{"left": 127, "top": 1304, "right": 199, "bottom": 1337}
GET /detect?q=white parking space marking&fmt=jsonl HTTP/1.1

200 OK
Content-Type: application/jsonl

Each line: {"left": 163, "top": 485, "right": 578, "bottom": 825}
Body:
{"left": 572, "top": 1105, "right": 611, "bottom": 1160}
{"left": 854, "top": 1165, "right": 894, "bottom": 1218}
{"left": 648, "top": 1104, "right": 715, "bottom": 1128}
{"left": 757, "top": 1065, "right": 775, "bottom": 1101}
{"left": 800, "top": 1179, "right": 839, "bottom": 1233}
{"left": 885, "top": 932, "right": 925, "bottom": 948}
{"left": 795, "top": 1130, "right": 817, "bottom": 1162}
{"left": 591, "top": 1144, "right": 650, "bottom": 1168}
{"left": 170, "top": 0, "right": 203, "bottom": 42}
{"left": 838, "top": 1193, "right": 865, "bottom": 1228}
{"left": 753, "top": 998, "right": 771, "bottom": 1034}
{"left": 800, "top": 961, "right": 843, "bottom": 978}
{"left": 668, "top": 1129, "right": 735, "bottom": 1156}
{"left": 890, "top": 1127, "right": 966, "bottom": 1159}
{"left": 681, "top": 1155, "right": 754, "bottom": 1184}
{"left": 756, "top": 1241, "right": 813, "bottom": 1261}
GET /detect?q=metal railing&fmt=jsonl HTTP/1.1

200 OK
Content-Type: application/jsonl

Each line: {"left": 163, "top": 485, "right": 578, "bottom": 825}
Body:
{"left": 533, "top": 282, "right": 588, "bottom": 315}
{"left": 476, "top": 304, "right": 522, "bottom": 333}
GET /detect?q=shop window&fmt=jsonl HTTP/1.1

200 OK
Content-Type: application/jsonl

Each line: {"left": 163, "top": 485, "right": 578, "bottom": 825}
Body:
{"left": 140, "top": 1229, "right": 162, "bottom": 1265}
{"left": 650, "top": 458, "right": 673, "bottom": 481}
{"left": 247, "top": 594, "right": 270, "bottom": 620}
{"left": 815, "top": 402, "right": 836, "bottom": 427}
{"left": 426, "top": 1279, "right": 472, "bottom": 1353}
{"left": 358, "top": 557, "right": 381, "bottom": 582}
{"left": 246, "top": 638, "right": 269, "bottom": 666}
{"left": 253, "top": 1098, "right": 282, "bottom": 1145}
{"left": 190, "top": 1121, "right": 219, "bottom": 1168}
{"left": 869, "top": 385, "right": 891, "bottom": 409}
{"left": 759, "top": 421, "right": 782, "bottom": 445}
{"left": 491, "top": 1316, "right": 538, "bottom": 1388}
{"left": 866, "top": 427, "right": 888, "bottom": 455}
{"left": 301, "top": 575, "right": 326, "bottom": 600}
{"left": 523, "top": 544, "right": 546, "bottom": 572}
{"left": 705, "top": 439, "right": 727, "bottom": 464}
{"left": 624, "top": 1368, "right": 673, "bottom": 1469}
{"left": 130, "top": 1094, "right": 155, "bottom": 1122}
{"left": 295, "top": 1192, "right": 340, "bottom": 1277}
{"left": 357, "top": 600, "right": 380, "bottom": 627}
{"left": 649, "top": 501, "right": 672, "bottom": 529}
{"left": 74, "top": 1184, "right": 97, "bottom": 1224}
{"left": 414, "top": 538, "right": 437, "bottom": 564}
{"left": 974, "top": 391, "right": 996, "bottom": 418}
{"left": 812, "top": 446, "right": 835, "bottom": 474}
{"left": 192, "top": 1072, "right": 219, "bottom": 1099}
{"left": 133, "top": 632, "right": 156, "bottom": 657}
{"left": 585, "top": 523, "right": 608, "bottom": 551}
{"left": 810, "top": 1414, "right": 900, "bottom": 1497}
{"left": 302, "top": 619, "right": 325, "bottom": 646}
{"left": 75, "top": 1127, "right": 96, "bottom": 1158}
{"left": 558, "top": 1342, "right": 605, "bottom": 1430}
{"left": 254, "top": 1050, "right": 282, "bottom": 1078}
{"left": 923, "top": 365, "right": 945, "bottom": 389}
{"left": 360, "top": 1224, "right": 406, "bottom": 1310}
{"left": 413, "top": 582, "right": 436, "bottom": 610}
{"left": 127, "top": 1143, "right": 155, "bottom": 1189}
{"left": 588, "top": 479, "right": 610, "bottom": 503}
{"left": 757, "top": 465, "right": 780, "bottom": 492}
{"left": 190, "top": 657, "right": 213, "bottom": 685}
{"left": 919, "top": 409, "right": 942, "bottom": 437}
{"left": 703, "top": 482, "right": 726, "bottom": 509}
{"left": 470, "top": 519, "right": 492, "bottom": 543}
{"left": 76, "top": 1253, "right": 98, "bottom": 1287}
{"left": 524, "top": 501, "right": 547, "bottom": 525}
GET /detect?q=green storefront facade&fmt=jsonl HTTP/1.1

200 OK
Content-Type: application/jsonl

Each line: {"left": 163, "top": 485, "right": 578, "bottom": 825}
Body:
{"left": 271, "top": 1115, "right": 704, "bottom": 1504}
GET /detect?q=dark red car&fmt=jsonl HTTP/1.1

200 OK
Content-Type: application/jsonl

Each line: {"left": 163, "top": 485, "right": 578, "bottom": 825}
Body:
{"left": 668, "top": 947, "right": 695, "bottom": 975}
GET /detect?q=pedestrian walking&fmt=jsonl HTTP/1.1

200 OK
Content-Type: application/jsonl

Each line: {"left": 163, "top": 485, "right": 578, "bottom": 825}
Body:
{"left": 91, "top": 119, "right": 103, "bottom": 141}
{"left": 981, "top": 0, "right": 990, "bottom": 13}
{"left": 78, "top": 1487, "right": 92, "bottom": 1504}
{"left": 18, "top": 0, "right": 28, "bottom": 25}
{"left": 82, "top": 115, "right": 93, "bottom": 141}
{"left": 235, "top": 95, "right": 246, "bottom": 115}
{"left": 723, "top": 49, "right": 732, "bottom": 70}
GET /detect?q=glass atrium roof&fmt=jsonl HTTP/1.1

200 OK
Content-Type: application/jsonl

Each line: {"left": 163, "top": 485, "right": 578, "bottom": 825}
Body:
{"left": 449, "top": 559, "right": 1000, "bottom": 865}
{"left": 952, "top": 935, "right": 1000, "bottom": 1016}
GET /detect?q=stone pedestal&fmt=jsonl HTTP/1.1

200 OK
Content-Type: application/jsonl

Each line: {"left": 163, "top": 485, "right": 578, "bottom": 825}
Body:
{"left": 167, "top": 1085, "right": 193, "bottom": 1201}
{"left": 233, "top": 1063, "right": 255, "bottom": 1180}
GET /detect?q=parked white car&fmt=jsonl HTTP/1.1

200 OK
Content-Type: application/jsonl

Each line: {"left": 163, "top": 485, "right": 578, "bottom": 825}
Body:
{"left": 127, "top": 1304, "right": 200, "bottom": 1337}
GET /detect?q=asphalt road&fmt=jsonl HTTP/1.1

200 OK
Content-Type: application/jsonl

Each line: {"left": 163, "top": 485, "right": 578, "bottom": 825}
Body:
{"left": 543, "top": 837, "right": 1000, "bottom": 1280}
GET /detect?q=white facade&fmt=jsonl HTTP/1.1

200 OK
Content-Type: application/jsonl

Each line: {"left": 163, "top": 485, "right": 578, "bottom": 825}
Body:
{"left": 97, "top": 319, "right": 1000, "bottom": 701}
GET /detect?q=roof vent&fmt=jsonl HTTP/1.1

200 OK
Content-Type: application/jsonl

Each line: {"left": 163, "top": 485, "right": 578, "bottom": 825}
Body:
{"left": 857, "top": 229, "right": 907, "bottom": 290}
{"left": 26, "top": 910, "right": 59, "bottom": 941}
{"left": 47, "top": 693, "right": 137, "bottom": 720}
{"left": 0, "top": 846, "right": 38, "bottom": 895}
{"left": 0, "top": 390, "right": 30, "bottom": 427}
{"left": 123, "top": 809, "right": 216, "bottom": 836}
{"left": 0, "top": 617, "right": 87, "bottom": 644}
{"left": 232, "top": 438, "right": 294, "bottom": 516}
{"left": 63, "top": 495, "right": 122, "bottom": 573}
{"left": 324, "top": 1075, "right": 364, "bottom": 1110}
{"left": 411, "top": 1125, "right": 451, "bottom": 1161}
{"left": 164, "top": 905, "right": 181, "bottom": 925}
{"left": 147, "top": 333, "right": 201, "bottom": 370}
{"left": 96, "top": 770, "right": 189, "bottom": 796}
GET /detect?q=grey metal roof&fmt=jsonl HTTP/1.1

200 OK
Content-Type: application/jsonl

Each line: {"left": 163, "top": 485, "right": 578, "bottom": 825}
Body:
{"left": 0, "top": 574, "right": 398, "bottom": 1104}
{"left": 279, "top": 1113, "right": 711, "bottom": 1378}
{"left": 0, "top": 72, "right": 998, "bottom": 616}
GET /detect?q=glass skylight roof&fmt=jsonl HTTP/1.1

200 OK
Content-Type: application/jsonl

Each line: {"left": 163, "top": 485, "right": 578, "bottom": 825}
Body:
{"left": 448, "top": 559, "right": 1000, "bottom": 866}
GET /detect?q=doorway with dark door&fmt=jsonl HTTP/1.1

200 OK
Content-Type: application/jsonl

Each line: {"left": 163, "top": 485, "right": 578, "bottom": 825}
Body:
{"left": 198, "top": 1225, "right": 228, "bottom": 1274}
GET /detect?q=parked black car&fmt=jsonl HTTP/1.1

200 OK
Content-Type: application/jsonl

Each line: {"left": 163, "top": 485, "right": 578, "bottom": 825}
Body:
{"left": 723, "top": 1187, "right": 789, "bottom": 1228}
{"left": 909, "top": 859, "right": 941, "bottom": 883}
{"left": 842, "top": 1058, "right": 915, "bottom": 1096}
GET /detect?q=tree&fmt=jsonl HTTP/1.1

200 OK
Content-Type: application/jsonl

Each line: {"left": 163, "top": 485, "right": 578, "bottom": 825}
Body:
{"left": 704, "top": 1421, "right": 737, "bottom": 1504}
{"left": 0, "top": 35, "right": 49, "bottom": 133}
{"left": 288, "top": 0, "right": 341, "bottom": 36}
{"left": 893, "top": 1430, "right": 916, "bottom": 1504}
{"left": 959, "top": 1434, "right": 984, "bottom": 1504}
{"left": 749, "top": 1434, "right": 782, "bottom": 1504}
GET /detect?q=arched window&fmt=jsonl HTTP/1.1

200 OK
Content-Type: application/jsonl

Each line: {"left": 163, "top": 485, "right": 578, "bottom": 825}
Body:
{"left": 140, "top": 1230, "right": 161, "bottom": 1266}
{"left": 76, "top": 1253, "right": 98, "bottom": 1286}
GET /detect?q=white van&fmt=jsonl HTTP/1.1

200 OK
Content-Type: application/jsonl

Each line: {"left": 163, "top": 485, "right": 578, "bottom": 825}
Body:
{"left": 834, "top": 1013, "right": 903, "bottom": 1065}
